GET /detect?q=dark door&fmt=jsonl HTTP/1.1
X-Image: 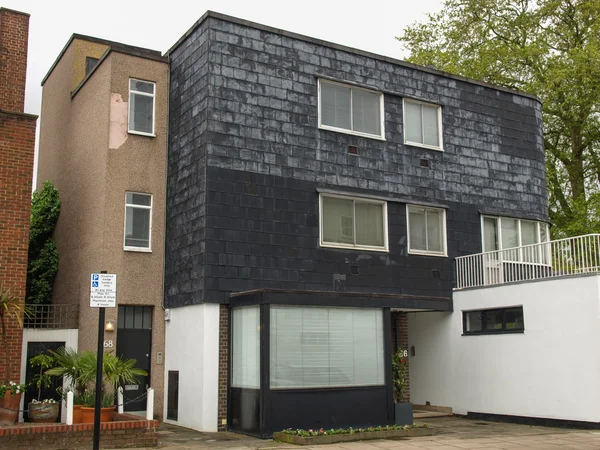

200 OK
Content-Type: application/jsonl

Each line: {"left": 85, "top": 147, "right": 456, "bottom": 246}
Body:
{"left": 117, "top": 306, "right": 152, "bottom": 412}
{"left": 24, "top": 341, "right": 64, "bottom": 422}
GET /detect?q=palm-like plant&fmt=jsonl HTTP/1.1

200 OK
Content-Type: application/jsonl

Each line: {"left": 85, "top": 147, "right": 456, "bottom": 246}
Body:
{"left": 0, "top": 283, "right": 31, "bottom": 383}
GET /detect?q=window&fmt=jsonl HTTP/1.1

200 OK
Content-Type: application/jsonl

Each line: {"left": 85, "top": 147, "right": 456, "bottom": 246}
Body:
{"left": 124, "top": 192, "right": 152, "bottom": 251}
{"left": 232, "top": 306, "right": 260, "bottom": 389}
{"left": 463, "top": 307, "right": 524, "bottom": 335}
{"left": 403, "top": 99, "right": 443, "bottom": 150}
{"left": 320, "top": 194, "right": 388, "bottom": 251}
{"left": 481, "top": 216, "right": 550, "bottom": 262}
{"left": 128, "top": 79, "right": 155, "bottom": 136}
{"left": 118, "top": 306, "right": 152, "bottom": 330}
{"left": 318, "top": 79, "right": 384, "bottom": 139}
{"left": 85, "top": 57, "right": 98, "bottom": 76}
{"left": 270, "top": 306, "right": 384, "bottom": 388}
{"left": 407, "top": 205, "right": 447, "bottom": 256}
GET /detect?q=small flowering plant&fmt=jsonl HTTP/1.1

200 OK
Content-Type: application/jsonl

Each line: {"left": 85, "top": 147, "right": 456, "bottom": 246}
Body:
{"left": 392, "top": 348, "right": 409, "bottom": 403}
{"left": 281, "top": 424, "right": 428, "bottom": 436}
{"left": 0, "top": 381, "right": 27, "bottom": 398}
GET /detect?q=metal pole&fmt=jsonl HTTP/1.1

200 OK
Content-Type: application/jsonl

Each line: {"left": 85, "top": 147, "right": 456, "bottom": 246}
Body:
{"left": 93, "top": 270, "right": 107, "bottom": 450}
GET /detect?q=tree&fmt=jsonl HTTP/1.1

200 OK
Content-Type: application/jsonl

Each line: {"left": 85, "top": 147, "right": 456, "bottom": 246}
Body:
{"left": 26, "top": 181, "right": 60, "bottom": 304}
{"left": 398, "top": 0, "right": 600, "bottom": 237}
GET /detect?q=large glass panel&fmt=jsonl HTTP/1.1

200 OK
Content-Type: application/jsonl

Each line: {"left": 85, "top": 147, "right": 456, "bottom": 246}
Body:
{"left": 130, "top": 80, "right": 154, "bottom": 94}
{"left": 422, "top": 105, "right": 440, "bottom": 147}
{"left": 464, "top": 311, "right": 483, "bottom": 332}
{"left": 521, "top": 221, "right": 538, "bottom": 246}
{"left": 405, "top": 101, "right": 422, "bottom": 144}
{"left": 504, "top": 307, "right": 524, "bottom": 330}
{"left": 130, "top": 93, "right": 154, "bottom": 134}
{"left": 408, "top": 207, "right": 427, "bottom": 252}
{"left": 322, "top": 196, "right": 354, "bottom": 245}
{"left": 483, "top": 217, "right": 499, "bottom": 252}
{"left": 232, "top": 306, "right": 260, "bottom": 389}
{"left": 501, "top": 218, "right": 519, "bottom": 249}
{"left": 126, "top": 192, "right": 151, "bottom": 206}
{"left": 426, "top": 209, "right": 443, "bottom": 253}
{"left": 484, "top": 309, "right": 503, "bottom": 330}
{"left": 270, "top": 306, "right": 303, "bottom": 388}
{"left": 355, "top": 202, "right": 384, "bottom": 247}
{"left": 125, "top": 207, "right": 150, "bottom": 248}
{"left": 352, "top": 89, "right": 380, "bottom": 136}
{"left": 321, "top": 83, "right": 351, "bottom": 130}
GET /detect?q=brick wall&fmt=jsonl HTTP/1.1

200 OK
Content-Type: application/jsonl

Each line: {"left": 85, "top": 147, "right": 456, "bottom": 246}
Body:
{"left": 217, "top": 304, "right": 229, "bottom": 430}
{"left": 0, "top": 7, "right": 36, "bottom": 383}
{"left": 392, "top": 312, "right": 410, "bottom": 402}
{"left": 0, "top": 9, "right": 29, "bottom": 112}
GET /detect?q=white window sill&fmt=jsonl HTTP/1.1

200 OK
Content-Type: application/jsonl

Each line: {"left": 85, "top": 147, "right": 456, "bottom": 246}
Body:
{"left": 124, "top": 247, "right": 152, "bottom": 253}
{"left": 128, "top": 130, "right": 156, "bottom": 138}
{"left": 404, "top": 140, "right": 443, "bottom": 152}
{"left": 321, "top": 241, "right": 389, "bottom": 253}
{"left": 408, "top": 249, "right": 447, "bottom": 257}
{"left": 318, "top": 124, "right": 386, "bottom": 141}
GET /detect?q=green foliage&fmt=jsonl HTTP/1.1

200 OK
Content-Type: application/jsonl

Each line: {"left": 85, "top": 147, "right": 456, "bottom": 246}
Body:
{"left": 398, "top": 0, "right": 600, "bottom": 237}
{"left": 0, "top": 283, "right": 31, "bottom": 383}
{"left": 392, "top": 349, "right": 409, "bottom": 403}
{"left": 29, "top": 353, "right": 55, "bottom": 401}
{"left": 26, "top": 181, "right": 60, "bottom": 304}
{"left": 280, "top": 423, "right": 428, "bottom": 436}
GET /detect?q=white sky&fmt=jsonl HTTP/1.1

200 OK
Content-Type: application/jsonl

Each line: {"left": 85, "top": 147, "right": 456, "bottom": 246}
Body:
{"left": 8, "top": 0, "right": 443, "bottom": 117}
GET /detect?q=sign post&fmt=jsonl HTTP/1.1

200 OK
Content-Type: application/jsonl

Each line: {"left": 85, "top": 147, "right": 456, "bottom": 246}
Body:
{"left": 90, "top": 271, "right": 116, "bottom": 450}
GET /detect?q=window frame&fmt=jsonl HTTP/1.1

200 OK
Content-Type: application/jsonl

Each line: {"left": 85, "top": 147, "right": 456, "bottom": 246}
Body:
{"left": 406, "top": 204, "right": 448, "bottom": 257}
{"left": 123, "top": 192, "right": 153, "bottom": 252}
{"left": 462, "top": 306, "right": 525, "bottom": 335}
{"left": 128, "top": 78, "right": 156, "bottom": 137}
{"left": 319, "top": 193, "right": 389, "bottom": 252}
{"left": 318, "top": 79, "right": 385, "bottom": 141}
{"left": 402, "top": 98, "right": 444, "bottom": 151}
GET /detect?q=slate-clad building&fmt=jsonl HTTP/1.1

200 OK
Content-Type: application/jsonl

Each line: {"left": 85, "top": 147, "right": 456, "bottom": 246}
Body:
{"left": 162, "top": 11, "right": 548, "bottom": 436}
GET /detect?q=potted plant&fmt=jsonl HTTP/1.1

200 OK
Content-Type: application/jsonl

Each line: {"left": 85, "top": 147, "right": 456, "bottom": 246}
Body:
{"left": 27, "top": 353, "right": 59, "bottom": 422}
{"left": 392, "top": 348, "right": 413, "bottom": 426}
{"left": 0, "top": 283, "right": 30, "bottom": 425}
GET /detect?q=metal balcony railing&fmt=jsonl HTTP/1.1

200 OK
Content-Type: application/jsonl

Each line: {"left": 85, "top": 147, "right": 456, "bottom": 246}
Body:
{"left": 455, "top": 234, "right": 600, "bottom": 290}
{"left": 24, "top": 304, "right": 79, "bottom": 329}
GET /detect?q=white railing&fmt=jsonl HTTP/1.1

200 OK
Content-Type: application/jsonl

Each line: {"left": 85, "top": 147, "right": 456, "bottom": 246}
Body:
{"left": 455, "top": 234, "right": 600, "bottom": 289}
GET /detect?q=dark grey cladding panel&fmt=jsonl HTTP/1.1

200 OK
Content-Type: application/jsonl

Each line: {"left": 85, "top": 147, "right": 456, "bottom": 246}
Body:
{"left": 165, "top": 15, "right": 548, "bottom": 307}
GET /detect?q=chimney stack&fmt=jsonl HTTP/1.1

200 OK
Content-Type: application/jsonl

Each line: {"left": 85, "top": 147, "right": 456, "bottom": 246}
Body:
{"left": 0, "top": 8, "right": 30, "bottom": 113}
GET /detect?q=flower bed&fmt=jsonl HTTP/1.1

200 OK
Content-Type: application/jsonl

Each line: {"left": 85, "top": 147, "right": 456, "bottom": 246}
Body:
{"left": 273, "top": 424, "right": 436, "bottom": 445}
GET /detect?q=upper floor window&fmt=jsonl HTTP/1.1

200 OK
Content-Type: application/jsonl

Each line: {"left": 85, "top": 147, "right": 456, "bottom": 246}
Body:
{"left": 85, "top": 57, "right": 98, "bottom": 76}
{"left": 403, "top": 99, "right": 443, "bottom": 150}
{"left": 320, "top": 194, "right": 388, "bottom": 252}
{"left": 318, "top": 80, "right": 384, "bottom": 140}
{"left": 407, "top": 205, "right": 447, "bottom": 256}
{"left": 124, "top": 192, "right": 152, "bottom": 251}
{"left": 129, "top": 79, "right": 155, "bottom": 136}
{"left": 482, "top": 215, "right": 549, "bottom": 255}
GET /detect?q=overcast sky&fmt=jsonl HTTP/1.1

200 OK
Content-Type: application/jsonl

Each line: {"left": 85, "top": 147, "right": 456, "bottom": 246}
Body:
{"left": 8, "top": 0, "right": 443, "bottom": 117}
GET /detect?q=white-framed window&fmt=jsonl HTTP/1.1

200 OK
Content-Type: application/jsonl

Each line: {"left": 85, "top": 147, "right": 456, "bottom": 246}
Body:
{"left": 318, "top": 79, "right": 385, "bottom": 140}
{"left": 403, "top": 98, "right": 443, "bottom": 150}
{"left": 270, "top": 306, "right": 384, "bottom": 389}
{"left": 407, "top": 205, "right": 447, "bottom": 256}
{"left": 124, "top": 192, "right": 152, "bottom": 251}
{"left": 481, "top": 215, "right": 550, "bottom": 262}
{"left": 319, "top": 194, "right": 388, "bottom": 252}
{"left": 128, "top": 79, "right": 155, "bottom": 136}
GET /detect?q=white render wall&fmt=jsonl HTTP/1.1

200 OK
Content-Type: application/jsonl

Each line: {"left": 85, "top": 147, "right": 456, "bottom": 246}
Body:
{"left": 163, "top": 303, "right": 220, "bottom": 431}
{"left": 409, "top": 274, "right": 600, "bottom": 423}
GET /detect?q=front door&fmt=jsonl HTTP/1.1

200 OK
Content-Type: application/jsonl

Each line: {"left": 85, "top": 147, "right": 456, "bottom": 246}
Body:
{"left": 117, "top": 306, "right": 152, "bottom": 412}
{"left": 24, "top": 341, "right": 64, "bottom": 422}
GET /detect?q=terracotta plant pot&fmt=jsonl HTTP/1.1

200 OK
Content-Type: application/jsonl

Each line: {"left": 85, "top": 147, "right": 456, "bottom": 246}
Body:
{"left": 80, "top": 406, "right": 114, "bottom": 423}
{"left": 72, "top": 404, "right": 83, "bottom": 424}
{"left": 28, "top": 402, "right": 59, "bottom": 423}
{"left": 0, "top": 391, "right": 22, "bottom": 426}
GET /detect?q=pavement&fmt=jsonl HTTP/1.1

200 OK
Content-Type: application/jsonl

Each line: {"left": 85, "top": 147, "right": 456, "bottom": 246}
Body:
{"left": 134, "top": 416, "right": 600, "bottom": 450}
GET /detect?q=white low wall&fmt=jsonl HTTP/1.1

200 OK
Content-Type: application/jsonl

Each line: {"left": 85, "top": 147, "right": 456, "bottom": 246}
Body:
{"left": 409, "top": 275, "right": 600, "bottom": 423}
{"left": 163, "top": 303, "right": 220, "bottom": 431}
{"left": 20, "top": 328, "right": 79, "bottom": 423}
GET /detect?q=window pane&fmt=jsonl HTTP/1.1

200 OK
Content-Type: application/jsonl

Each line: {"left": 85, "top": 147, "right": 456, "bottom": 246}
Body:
{"left": 352, "top": 89, "right": 380, "bottom": 135}
{"left": 485, "top": 309, "right": 503, "bottom": 330}
{"left": 130, "top": 80, "right": 154, "bottom": 94}
{"left": 521, "top": 221, "right": 538, "bottom": 246}
{"left": 329, "top": 309, "right": 354, "bottom": 385}
{"left": 355, "top": 202, "right": 384, "bottom": 247}
{"left": 232, "top": 306, "right": 260, "bottom": 389}
{"left": 541, "top": 223, "right": 549, "bottom": 242}
{"left": 125, "top": 206, "right": 150, "bottom": 248}
{"left": 322, "top": 197, "right": 354, "bottom": 245}
{"left": 142, "top": 307, "right": 152, "bottom": 329}
{"left": 426, "top": 209, "right": 443, "bottom": 253}
{"left": 505, "top": 307, "right": 524, "bottom": 330}
{"left": 130, "top": 93, "right": 154, "bottom": 134}
{"left": 126, "top": 193, "right": 151, "bottom": 206}
{"left": 408, "top": 207, "right": 427, "bottom": 251}
{"left": 422, "top": 105, "right": 439, "bottom": 147}
{"left": 501, "top": 218, "right": 519, "bottom": 249}
{"left": 321, "top": 83, "right": 351, "bottom": 130}
{"left": 302, "top": 308, "right": 330, "bottom": 387}
{"left": 483, "top": 217, "right": 499, "bottom": 252}
{"left": 85, "top": 57, "right": 98, "bottom": 76}
{"left": 464, "top": 311, "right": 483, "bottom": 332}
{"left": 405, "top": 102, "right": 422, "bottom": 143}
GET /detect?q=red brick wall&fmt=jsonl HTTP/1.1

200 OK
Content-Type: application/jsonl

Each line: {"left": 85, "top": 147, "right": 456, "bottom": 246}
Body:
{"left": 0, "top": 7, "right": 35, "bottom": 383}
{"left": 392, "top": 312, "right": 410, "bottom": 402}
{"left": 217, "top": 304, "right": 229, "bottom": 431}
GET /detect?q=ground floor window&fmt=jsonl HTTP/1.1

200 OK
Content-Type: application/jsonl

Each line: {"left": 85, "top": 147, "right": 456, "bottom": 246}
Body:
{"left": 231, "top": 306, "right": 260, "bottom": 389}
{"left": 270, "top": 306, "right": 384, "bottom": 388}
{"left": 463, "top": 306, "right": 524, "bottom": 335}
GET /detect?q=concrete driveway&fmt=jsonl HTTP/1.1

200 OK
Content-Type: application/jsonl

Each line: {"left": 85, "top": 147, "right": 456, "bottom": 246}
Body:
{"left": 135, "top": 417, "right": 600, "bottom": 449}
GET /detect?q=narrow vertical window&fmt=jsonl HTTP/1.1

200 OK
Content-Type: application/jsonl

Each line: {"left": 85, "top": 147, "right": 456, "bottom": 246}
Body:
{"left": 124, "top": 192, "right": 152, "bottom": 251}
{"left": 129, "top": 79, "right": 155, "bottom": 135}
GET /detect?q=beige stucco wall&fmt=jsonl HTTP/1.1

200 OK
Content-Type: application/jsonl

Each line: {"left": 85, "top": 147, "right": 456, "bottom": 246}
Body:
{"left": 71, "top": 40, "right": 109, "bottom": 92}
{"left": 37, "top": 39, "right": 168, "bottom": 418}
